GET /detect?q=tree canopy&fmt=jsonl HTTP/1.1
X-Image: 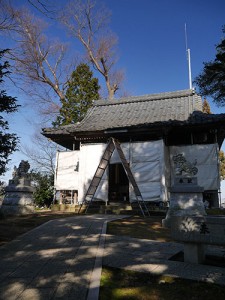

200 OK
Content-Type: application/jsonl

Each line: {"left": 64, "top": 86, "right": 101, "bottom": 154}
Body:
{"left": 0, "top": 49, "right": 19, "bottom": 175}
{"left": 31, "top": 171, "right": 54, "bottom": 208}
{"left": 1, "top": 0, "right": 123, "bottom": 120}
{"left": 195, "top": 26, "right": 225, "bottom": 106}
{"left": 53, "top": 63, "right": 100, "bottom": 126}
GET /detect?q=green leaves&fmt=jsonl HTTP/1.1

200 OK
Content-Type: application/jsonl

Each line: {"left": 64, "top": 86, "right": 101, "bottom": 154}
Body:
{"left": 0, "top": 49, "right": 19, "bottom": 175}
{"left": 195, "top": 27, "right": 225, "bottom": 106}
{"left": 53, "top": 63, "right": 100, "bottom": 127}
{"left": 31, "top": 172, "right": 54, "bottom": 208}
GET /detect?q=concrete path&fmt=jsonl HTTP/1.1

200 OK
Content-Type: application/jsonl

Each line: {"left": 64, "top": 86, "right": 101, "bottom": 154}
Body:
{"left": 0, "top": 215, "right": 126, "bottom": 300}
{"left": 0, "top": 214, "right": 225, "bottom": 300}
{"left": 104, "top": 235, "right": 225, "bottom": 285}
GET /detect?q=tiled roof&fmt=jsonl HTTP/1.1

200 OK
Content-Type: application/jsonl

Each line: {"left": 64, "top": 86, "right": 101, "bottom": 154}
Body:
{"left": 44, "top": 89, "right": 203, "bottom": 135}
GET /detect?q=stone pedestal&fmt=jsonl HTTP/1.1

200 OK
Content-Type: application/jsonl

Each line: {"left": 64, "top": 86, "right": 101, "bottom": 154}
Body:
{"left": 184, "top": 243, "right": 205, "bottom": 264}
{"left": 170, "top": 215, "right": 225, "bottom": 264}
{"left": 162, "top": 177, "right": 206, "bottom": 228}
{"left": 1, "top": 178, "right": 35, "bottom": 216}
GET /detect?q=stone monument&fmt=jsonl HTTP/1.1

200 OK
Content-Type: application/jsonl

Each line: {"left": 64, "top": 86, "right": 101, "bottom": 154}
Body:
{"left": 162, "top": 153, "right": 206, "bottom": 227}
{"left": 170, "top": 215, "right": 225, "bottom": 264}
{"left": 1, "top": 160, "right": 35, "bottom": 215}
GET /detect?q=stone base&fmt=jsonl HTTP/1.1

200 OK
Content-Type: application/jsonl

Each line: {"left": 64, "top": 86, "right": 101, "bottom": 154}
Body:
{"left": 184, "top": 243, "right": 206, "bottom": 264}
{"left": 1, "top": 204, "right": 35, "bottom": 216}
{"left": 170, "top": 215, "right": 225, "bottom": 264}
{"left": 1, "top": 189, "right": 35, "bottom": 216}
{"left": 162, "top": 192, "right": 206, "bottom": 228}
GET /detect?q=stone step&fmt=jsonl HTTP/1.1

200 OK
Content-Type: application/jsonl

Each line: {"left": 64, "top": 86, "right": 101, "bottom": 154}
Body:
{"left": 51, "top": 202, "right": 168, "bottom": 215}
{"left": 51, "top": 203, "right": 135, "bottom": 215}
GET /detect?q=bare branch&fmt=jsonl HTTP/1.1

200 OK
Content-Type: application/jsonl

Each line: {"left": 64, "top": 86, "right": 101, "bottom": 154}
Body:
{"left": 20, "top": 131, "right": 60, "bottom": 175}
{"left": 27, "top": 0, "right": 57, "bottom": 19}
{"left": 60, "top": 0, "right": 123, "bottom": 99}
{"left": 0, "top": 0, "right": 17, "bottom": 32}
{"left": 3, "top": 6, "right": 74, "bottom": 117}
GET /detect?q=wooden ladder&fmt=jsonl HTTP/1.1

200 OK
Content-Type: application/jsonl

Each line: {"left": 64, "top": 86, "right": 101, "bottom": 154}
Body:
{"left": 78, "top": 138, "right": 150, "bottom": 217}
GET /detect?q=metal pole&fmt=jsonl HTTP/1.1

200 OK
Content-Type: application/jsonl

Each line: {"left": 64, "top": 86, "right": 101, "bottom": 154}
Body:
{"left": 187, "top": 48, "right": 192, "bottom": 89}
{"left": 185, "top": 24, "right": 192, "bottom": 90}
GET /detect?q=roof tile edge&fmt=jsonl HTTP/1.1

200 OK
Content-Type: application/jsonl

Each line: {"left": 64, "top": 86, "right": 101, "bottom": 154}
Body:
{"left": 93, "top": 89, "right": 196, "bottom": 106}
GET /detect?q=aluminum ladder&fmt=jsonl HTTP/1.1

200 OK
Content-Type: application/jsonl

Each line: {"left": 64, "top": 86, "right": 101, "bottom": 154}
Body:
{"left": 78, "top": 138, "right": 150, "bottom": 217}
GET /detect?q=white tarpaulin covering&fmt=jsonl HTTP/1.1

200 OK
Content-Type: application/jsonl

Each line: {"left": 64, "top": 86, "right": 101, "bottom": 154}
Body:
{"left": 110, "top": 143, "right": 130, "bottom": 163}
{"left": 55, "top": 151, "right": 80, "bottom": 190}
{"left": 130, "top": 140, "right": 165, "bottom": 202}
{"left": 97, "top": 140, "right": 166, "bottom": 202}
{"left": 169, "top": 144, "right": 219, "bottom": 190}
{"left": 55, "top": 140, "right": 167, "bottom": 203}
{"left": 78, "top": 143, "right": 108, "bottom": 202}
{"left": 54, "top": 141, "right": 219, "bottom": 203}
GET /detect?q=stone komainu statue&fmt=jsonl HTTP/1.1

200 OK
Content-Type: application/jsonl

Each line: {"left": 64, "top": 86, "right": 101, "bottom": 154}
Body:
{"left": 12, "top": 160, "right": 30, "bottom": 179}
{"left": 173, "top": 154, "right": 198, "bottom": 176}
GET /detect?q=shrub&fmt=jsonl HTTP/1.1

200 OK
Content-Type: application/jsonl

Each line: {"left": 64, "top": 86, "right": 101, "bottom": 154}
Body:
{"left": 31, "top": 172, "right": 54, "bottom": 208}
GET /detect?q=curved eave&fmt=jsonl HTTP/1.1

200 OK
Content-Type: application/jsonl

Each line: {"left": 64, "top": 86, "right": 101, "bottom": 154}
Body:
{"left": 42, "top": 112, "right": 225, "bottom": 149}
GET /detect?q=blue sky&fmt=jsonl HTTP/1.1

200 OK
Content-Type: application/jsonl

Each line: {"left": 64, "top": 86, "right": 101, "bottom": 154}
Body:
{"left": 1, "top": 0, "right": 225, "bottom": 198}
{"left": 106, "top": 0, "right": 224, "bottom": 99}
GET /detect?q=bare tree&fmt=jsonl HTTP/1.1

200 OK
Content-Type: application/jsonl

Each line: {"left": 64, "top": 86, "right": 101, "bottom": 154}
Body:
{"left": 21, "top": 131, "right": 58, "bottom": 175}
{"left": 0, "top": 0, "right": 17, "bottom": 32}
{"left": 60, "top": 0, "right": 123, "bottom": 99}
{"left": 27, "top": 0, "right": 57, "bottom": 17}
{"left": 2, "top": 5, "right": 74, "bottom": 119}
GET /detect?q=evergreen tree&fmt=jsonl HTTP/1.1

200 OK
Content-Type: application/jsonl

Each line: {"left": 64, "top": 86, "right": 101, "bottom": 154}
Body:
{"left": 195, "top": 26, "right": 225, "bottom": 106}
{"left": 31, "top": 171, "right": 54, "bottom": 208}
{"left": 0, "top": 49, "right": 19, "bottom": 175}
{"left": 54, "top": 63, "right": 100, "bottom": 126}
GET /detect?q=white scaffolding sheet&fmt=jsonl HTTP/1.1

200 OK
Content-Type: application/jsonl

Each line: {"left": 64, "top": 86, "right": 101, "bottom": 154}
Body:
{"left": 170, "top": 144, "right": 220, "bottom": 190}
{"left": 130, "top": 140, "right": 165, "bottom": 201}
{"left": 55, "top": 151, "right": 80, "bottom": 190}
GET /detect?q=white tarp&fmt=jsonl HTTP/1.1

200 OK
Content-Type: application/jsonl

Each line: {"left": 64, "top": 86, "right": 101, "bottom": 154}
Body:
{"left": 110, "top": 143, "right": 130, "bottom": 163}
{"left": 130, "top": 140, "right": 165, "bottom": 202}
{"left": 55, "top": 140, "right": 167, "bottom": 203}
{"left": 78, "top": 143, "right": 108, "bottom": 202}
{"left": 106, "top": 140, "right": 166, "bottom": 202}
{"left": 169, "top": 144, "right": 220, "bottom": 190}
{"left": 54, "top": 141, "right": 218, "bottom": 203}
{"left": 55, "top": 151, "right": 80, "bottom": 190}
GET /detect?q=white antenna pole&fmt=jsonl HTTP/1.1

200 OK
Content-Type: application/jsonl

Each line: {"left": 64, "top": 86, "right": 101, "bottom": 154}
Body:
{"left": 185, "top": 24, "right": 193, "bottom": 89}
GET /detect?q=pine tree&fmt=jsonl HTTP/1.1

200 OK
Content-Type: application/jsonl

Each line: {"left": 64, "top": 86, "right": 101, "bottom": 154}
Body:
{"left": 195, "top": 26, "right": 225, "bottom": 106}
{"left": 54, "top": 63, "right": 100, "bottom": 126}
{"left": 0, "top": 49, "right": 19, "bottom": 175}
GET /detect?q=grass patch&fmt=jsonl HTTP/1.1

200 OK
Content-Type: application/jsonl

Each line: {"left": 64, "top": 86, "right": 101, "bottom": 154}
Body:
{"left": 100, "top": 266, "right": 225, "bottom": 300}
{"left": 107, "top": 216, "right": 171, "bottom": 242}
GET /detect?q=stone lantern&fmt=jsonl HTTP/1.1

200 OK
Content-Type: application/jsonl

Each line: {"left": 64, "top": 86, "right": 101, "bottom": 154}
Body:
{"left": 1, "top": 161, "right": 35, "bottom": 215}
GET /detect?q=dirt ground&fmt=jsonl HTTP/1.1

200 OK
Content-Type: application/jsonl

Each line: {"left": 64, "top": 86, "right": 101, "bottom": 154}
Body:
{"left": 0, "top": 211, "right": 76, "bottom": 246}
{"left": 0, "top": 211, "right": 169, "bottom": 247}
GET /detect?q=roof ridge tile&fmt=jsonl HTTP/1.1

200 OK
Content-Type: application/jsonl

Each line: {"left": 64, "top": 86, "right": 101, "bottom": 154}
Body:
{"left": 94, "top": 89, "right": 195, "bottom": 106}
